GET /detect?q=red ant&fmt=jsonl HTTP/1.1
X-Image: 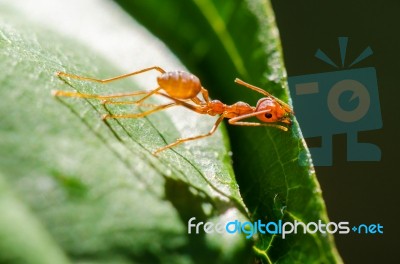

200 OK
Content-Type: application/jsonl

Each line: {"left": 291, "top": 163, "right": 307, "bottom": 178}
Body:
{"left": 53, "top": 66, "right": 293, "bottom": 155}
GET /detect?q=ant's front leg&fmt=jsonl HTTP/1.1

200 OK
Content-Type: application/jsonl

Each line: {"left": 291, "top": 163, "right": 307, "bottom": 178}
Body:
{"left": 228, "top": 110, "right": 288, "bottom": 131}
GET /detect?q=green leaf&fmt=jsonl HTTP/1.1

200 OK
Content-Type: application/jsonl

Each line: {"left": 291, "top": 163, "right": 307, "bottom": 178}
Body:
{"left": 0, "top": 4, "right": 251, "bottom": 264}
{"left": 0, "top": 174, "right": 70, "bottom": 264}
{"left": 114, "top": 0, "right": 343, "bottom": 263}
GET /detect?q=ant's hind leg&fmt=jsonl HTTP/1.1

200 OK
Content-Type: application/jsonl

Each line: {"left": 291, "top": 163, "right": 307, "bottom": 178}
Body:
{"left": 102, "top": 99, "right": 160, "bottom": 108}
{"left": 52, "top": 90, "right": 152, "bottom": 100}
{"left": 56, "top": 66, "right": 166, "bottom": 84}
{"left": 102, "top": 102, "right": 177, "bottom": 120}
{"left": 134, "top": 87, "right": 164, "bottom": 104}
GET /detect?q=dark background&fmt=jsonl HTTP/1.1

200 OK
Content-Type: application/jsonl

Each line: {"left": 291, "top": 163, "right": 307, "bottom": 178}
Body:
{"left": 271, "top": 0, "right": 399, "bottom": 263}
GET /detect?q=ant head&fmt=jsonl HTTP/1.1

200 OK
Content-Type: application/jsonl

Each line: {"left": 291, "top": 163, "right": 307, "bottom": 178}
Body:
{"left": 255, "top": 97, "right": 292, "bottom": 125}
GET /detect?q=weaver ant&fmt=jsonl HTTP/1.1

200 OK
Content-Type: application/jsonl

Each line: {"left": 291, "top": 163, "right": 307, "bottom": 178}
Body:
{"left": 53, "top": 66, "right": 293, "bottom": 155}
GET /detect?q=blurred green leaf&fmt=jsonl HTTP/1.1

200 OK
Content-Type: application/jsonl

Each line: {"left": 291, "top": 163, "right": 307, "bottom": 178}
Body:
{"left": 0, "top": 5, "right": 251, "bottom": 264}
{"left": 114, "top": 0, "right": 343, "bottom": 263}
{"left": 0, "top": 174, "right": 70, "bottom": 264}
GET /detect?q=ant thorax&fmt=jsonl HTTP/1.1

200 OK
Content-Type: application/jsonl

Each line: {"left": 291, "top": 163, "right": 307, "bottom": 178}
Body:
{"left": 206, "top": 100, "right": 225, "bottom": 115}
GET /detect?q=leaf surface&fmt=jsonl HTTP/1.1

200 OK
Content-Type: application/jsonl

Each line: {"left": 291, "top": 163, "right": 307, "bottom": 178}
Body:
{"left": 114, "top": 0, "right": 343, "bottom": 263}
{"left": 0, "top": 4, "right": 251, "bottom": 263}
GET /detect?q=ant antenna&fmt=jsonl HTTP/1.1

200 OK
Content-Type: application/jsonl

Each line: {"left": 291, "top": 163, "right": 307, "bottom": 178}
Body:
{"left": 234, "top": 78, "right": 292, "bottom": 113}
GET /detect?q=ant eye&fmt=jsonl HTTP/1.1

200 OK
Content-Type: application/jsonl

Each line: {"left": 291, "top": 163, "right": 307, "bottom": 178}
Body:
{"left": 265, "top": 113, "right": 273, "bottom": 119}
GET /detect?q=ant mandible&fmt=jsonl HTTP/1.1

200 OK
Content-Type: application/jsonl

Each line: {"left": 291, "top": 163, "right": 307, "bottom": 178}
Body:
{"left": 52, "top": 66, "right": 293, "bottom": 155}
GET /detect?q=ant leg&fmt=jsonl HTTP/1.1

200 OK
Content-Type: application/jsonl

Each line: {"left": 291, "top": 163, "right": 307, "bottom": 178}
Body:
{"left": 102, "top": 102, "right": 177, "bottom": 120}
{"left": 200, "top": 87, "right": 210, "bottom": 102}
{"left": 153, "top": 115, "right": 225, "bottom": 155}
{"left": 53, "top": 86, "right": 168, "bottom": 106}
{"left": 229, "top": 121, "right": 288, "bottom": 131}
{"left": 102, "top": 100, "right": 160, "bottom": 108}
{"left": 56, "top": 66, "right": 166, "bottom": 84}
{"left": 134, "top": 87, "right": 163, "bottom": 104}
{"left": 52, "top": 90, "right": 151, "bottom": 99}
{"left": 228, "top": 110, "right": 288, "bottom": 131}
{"left": 191, "top": 97, "right": 201, "bottom": 104}
{"left": 188, "top": 87, "right": 210, "bottom": 105}
{"left": 155, "top": 93, "right": 206, "bottom": 114}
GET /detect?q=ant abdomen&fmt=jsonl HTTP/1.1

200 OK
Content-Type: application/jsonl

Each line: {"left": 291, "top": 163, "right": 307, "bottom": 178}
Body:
{"left": 157, "top": 71, "right": 202, "bottom": 99}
